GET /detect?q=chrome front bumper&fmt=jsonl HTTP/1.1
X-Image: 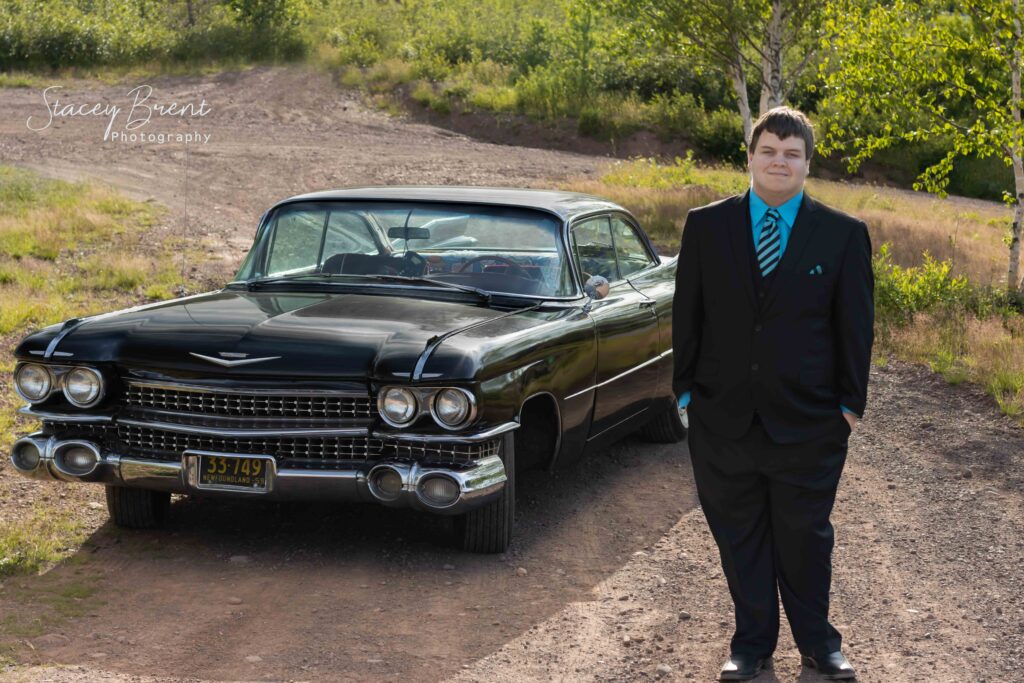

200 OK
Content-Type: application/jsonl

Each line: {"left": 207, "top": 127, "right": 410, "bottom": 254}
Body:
{"left": 10, "top": 433, "right": 507, "bottom": 515}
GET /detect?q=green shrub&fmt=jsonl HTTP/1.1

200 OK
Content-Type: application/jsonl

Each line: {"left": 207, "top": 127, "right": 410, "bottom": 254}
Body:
{"left": 695, "top": 109, "right": 746, "bottom": 165}
{"left": 648, "top": 91, "right": 704, "bottom": 139}
{"left": 869, "top": 241, "right": 1021, "bottom": 354}
{"left": 515, "top": 65, "right": 573, "bottom": 119}
{"left": 873, "top": 242, "right": 971, "bottom": 325}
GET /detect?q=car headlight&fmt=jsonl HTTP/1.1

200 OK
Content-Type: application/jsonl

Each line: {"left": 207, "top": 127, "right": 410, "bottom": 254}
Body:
{"left": 431, "top": 388, "right": 475, "bottom": 429}
{"left": 62, "top": 367, "right": 104, "bottom": 408}
{"left": 380, "top": 387, "right": 419, "bottom": 427}
{"left": 14, "top": 363, "right": 52, "bottom": 402}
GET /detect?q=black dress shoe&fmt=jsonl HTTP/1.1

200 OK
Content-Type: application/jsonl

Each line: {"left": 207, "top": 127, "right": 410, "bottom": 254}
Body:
{"left": 801, "top": 651, "right": 856, "bottom": 679}
{"left": 719, "top": 653, "right": 772, "bottom": 681}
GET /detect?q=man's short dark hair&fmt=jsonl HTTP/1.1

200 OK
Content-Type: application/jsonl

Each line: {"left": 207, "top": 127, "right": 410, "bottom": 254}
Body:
{"left": 749, "top": 107, "right": 815, "bottom": 159}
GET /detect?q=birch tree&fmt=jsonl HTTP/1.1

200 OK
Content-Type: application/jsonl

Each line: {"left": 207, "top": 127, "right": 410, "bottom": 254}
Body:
{"left": 819, "top": 0, "right": 1024, "bottom": 295}
{"left": 598, "top": 0, "right": 825, "bottom": 142}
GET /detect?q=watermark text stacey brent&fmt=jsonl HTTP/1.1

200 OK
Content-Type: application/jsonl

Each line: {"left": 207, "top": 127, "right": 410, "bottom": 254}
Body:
{"left": 26, "top": 84, "right": 212, "bottom": 144}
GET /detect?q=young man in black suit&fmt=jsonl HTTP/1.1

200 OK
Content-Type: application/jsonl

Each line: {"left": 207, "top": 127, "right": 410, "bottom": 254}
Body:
{"left": 672, "top": 107, "right": 873, "bottom": 680}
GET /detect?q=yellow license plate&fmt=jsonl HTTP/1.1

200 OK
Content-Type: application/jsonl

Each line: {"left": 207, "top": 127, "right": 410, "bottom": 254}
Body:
{"left": 198, "top": 454, "right": 269, "bottom": 491}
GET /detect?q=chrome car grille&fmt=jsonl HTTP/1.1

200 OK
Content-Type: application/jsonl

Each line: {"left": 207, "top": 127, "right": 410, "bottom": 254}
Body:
{"left": 124, "top": 383, "right": 376, "bottom": 419}
{"left": 117, "top": 423, "right": 380, "bottom": 462}
{"left": 43, "top": 422, "right": 500, "bottom": 469}
{"left": 386, "top": 438, "right": 501, "bottom": 462}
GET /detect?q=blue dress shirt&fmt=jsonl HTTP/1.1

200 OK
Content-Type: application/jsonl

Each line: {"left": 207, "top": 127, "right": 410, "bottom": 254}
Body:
{"left": 677, "top": 188, "right": 857, "bottom": 417}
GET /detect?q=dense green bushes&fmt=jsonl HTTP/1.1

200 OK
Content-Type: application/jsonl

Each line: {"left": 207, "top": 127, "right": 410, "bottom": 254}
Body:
{"left": 872, "top": 242, "right": 1018, "bottom": 337}
{"left": 0, "top": 0, "right": 307, "bottom": 69}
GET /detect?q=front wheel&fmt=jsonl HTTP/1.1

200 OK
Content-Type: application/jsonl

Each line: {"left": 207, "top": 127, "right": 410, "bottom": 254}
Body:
{"left": 454, "top": 432, "right": 515, "bottom": 553}
{"left": 638, "top": 397, "right": 688, "bottom": 443}
{"left": 105, "top": 486, "right": 170, "bottom": 529}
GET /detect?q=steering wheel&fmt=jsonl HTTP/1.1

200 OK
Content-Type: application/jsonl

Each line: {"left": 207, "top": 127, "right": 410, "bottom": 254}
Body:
{"left": 456, "top": 255, "right": 532, "bottom": 279}
{"left": 400, "top": 250, "right": 427, "bottom": 277}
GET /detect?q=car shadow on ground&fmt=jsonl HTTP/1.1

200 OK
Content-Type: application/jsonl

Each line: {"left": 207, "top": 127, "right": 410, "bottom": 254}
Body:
{"left": 1, "top": 434, "right": 698, "bottom": 681}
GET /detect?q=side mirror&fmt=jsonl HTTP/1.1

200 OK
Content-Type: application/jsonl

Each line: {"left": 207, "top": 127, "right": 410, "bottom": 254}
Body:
{"left": 584, "top": 275, "right": 610, "bottom": 301}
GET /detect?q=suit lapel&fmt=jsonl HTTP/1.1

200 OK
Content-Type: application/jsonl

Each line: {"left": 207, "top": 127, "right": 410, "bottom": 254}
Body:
{"left": 726, "top": 191, "right": 757, "bottom": 312}
{"left": 762, "top": 193, "right": 820, "bottom": 312}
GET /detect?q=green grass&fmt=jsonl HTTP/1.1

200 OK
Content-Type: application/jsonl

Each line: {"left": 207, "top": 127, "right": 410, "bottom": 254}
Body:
{"left": 0, "top": 166, "right": 207, "bottom": 578}
{"left": 0, "top": 72, "right": 45, "bottom": 89}
{"left": 0, "top": 166, "right": 175, "bottom": 335}
{"left": 0, "top": 509, "right": 87, "bottom": 577}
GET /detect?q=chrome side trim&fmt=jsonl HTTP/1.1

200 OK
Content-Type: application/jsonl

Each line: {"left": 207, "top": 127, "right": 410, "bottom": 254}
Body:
{"left": 564, "top": 348, "right": 673, "bottom": 400}
{"left": 125, "top": 380, "right": 368, "bottom": 397}
{"left": 373, "top": 421, "right": 518, "bottom": 443}
{"left": 19, "top": 406, "right": 115, "bottom": 423}
{"left": 411, "top": 303, "right": 544, "bottom": 381}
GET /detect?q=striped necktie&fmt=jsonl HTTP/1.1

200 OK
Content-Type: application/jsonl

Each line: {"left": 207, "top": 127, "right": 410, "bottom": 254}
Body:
{"left": 756, "top": 208, "right": 782, "bottom": 277}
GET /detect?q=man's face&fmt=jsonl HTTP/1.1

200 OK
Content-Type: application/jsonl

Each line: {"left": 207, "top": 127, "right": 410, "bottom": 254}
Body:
{"left": 747, "top": 131, "right": 810, "bottom": 202}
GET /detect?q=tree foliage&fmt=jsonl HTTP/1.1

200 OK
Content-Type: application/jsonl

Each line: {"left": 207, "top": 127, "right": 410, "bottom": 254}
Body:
{"left": 595, "top": 0, "right": 826, "bottom": 141}
{"left": 819, "top": 0, "right": 1024, "bottom": 294}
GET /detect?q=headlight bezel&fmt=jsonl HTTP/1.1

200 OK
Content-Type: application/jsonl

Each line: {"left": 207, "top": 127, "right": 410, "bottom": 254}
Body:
{"left": 378, "top": 386, "right": 420, "bottom": 428}
{"left": 13, "top": 362, "right": 108, "bottom": 408}
{"left": 377, "top": 385, "right": 479, "bottom": 430}
{"left": 430, "top": 387, "right": 477, "bottom": 431}
{"left": 13, "top": 363, "right": 54, "bottom": 403}
{"left": 62, "top": 366, "right": 105, "bottom": 408}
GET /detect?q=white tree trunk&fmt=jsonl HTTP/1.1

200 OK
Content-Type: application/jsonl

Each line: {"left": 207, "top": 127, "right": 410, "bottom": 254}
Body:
{"left": 759, "top": 0, "right": 785, "bottom": 115}
{"left": 728, "top": 42, "right": 753, "bottom": 146}
{"left": 1011, "top": 175, "right": 1023, "bottom": 295}
{"left": 1009, "top": 0, "right": 1023, "bottom": 295}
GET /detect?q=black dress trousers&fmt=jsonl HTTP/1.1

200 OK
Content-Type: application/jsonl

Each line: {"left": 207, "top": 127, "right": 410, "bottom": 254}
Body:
{"left": 687, "top": 410, "right": 850, "bottom": 659}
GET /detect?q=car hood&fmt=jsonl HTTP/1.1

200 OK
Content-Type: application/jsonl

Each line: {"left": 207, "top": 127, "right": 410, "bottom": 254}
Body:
{"left": 16, "top": 289, "right": 557, "bottom": 381}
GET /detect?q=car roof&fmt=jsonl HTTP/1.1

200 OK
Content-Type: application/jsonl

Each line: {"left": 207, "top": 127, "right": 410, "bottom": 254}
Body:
{"left": 274, "top": 186, "right": 628, "bottom": 221}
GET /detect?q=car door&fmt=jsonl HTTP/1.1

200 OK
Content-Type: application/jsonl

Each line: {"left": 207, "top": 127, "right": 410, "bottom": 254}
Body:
{"left": 609, "top": 213, "right": 676, "bottom": 400}
{"left": 570, "top": 214, "right": 660, "bottom": 439}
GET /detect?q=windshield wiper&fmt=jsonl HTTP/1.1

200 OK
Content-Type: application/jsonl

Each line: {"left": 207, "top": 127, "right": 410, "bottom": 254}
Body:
{"left": 358, "top": 274, "right": 492, "bottom": 303}
{"left": 242, "top": 273, "right": 493, "bottom": 302}
{"left": 243, "top": 273, "right": 350, "bottom": 290}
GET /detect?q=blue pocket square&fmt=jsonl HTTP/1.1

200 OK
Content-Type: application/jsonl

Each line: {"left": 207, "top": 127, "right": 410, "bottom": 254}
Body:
{"left": 808, "top": 264, "right": 824, "bottom": 275}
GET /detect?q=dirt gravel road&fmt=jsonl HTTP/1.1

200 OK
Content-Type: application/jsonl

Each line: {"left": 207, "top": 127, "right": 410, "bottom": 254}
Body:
{"left": 1, "top": 68, "right": 1023, "bottom": 683}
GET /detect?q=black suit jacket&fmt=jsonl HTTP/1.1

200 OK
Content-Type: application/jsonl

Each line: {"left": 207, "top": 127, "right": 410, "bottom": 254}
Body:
{"left": 672, "top": 191, "right": 874, "bottom": 444}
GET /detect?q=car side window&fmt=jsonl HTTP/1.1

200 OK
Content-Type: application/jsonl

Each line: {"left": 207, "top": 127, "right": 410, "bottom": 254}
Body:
{"left": 610, "top": 216, "right": 656, "bottom": 277}
{"left": 571, "top": 216, "right": 619, "bottom": 282}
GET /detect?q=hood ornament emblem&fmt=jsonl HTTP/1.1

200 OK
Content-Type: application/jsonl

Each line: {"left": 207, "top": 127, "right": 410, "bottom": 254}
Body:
{"left": 189, "top": 352, "right": 281, "bottom": 367}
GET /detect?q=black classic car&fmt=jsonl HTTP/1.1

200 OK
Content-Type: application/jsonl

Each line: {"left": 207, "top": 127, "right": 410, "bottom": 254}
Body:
{"left": 9, "top": 187, "right": 685, "bottom": 552}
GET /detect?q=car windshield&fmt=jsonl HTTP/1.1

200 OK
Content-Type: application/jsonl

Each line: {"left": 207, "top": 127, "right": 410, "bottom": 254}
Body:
{"left": 234, "top": 201, "right": 576, "bottom": 297}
